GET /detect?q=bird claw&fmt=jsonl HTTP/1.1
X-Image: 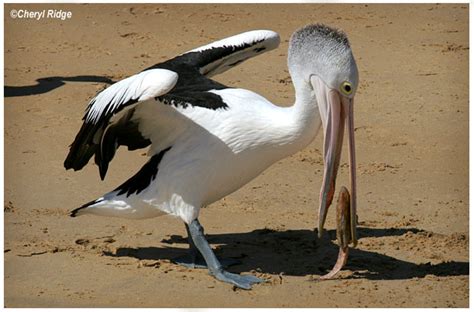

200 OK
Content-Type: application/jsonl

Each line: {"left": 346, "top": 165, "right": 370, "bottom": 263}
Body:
{"left": 213, "top": 270, "right": 266, "bottom": 290}
{"left": 318, "top": 186, "right": 356, "bottom": 280}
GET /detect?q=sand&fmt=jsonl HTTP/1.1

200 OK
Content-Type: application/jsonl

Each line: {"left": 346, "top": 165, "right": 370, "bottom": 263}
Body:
{"left": 4, "top": 3, "right": 469, "bottom": 308}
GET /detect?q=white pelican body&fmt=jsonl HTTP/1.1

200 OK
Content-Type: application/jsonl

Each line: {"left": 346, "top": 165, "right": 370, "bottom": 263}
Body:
{"left": 78, "top": 87, "right": 319, "bottom": 223}
{"left": 65, "top": 24, "right": 359, "bottom": 289}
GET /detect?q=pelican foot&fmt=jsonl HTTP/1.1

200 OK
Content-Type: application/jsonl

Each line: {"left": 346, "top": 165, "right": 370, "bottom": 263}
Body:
{"left": 213, "top": 270, "right": 265, "bottom": 290}
{"left": 173, "top": 254, "right": 241, "bottom": 269}
{"left": 187, "top": 219, "right": 265, "bottom": 290}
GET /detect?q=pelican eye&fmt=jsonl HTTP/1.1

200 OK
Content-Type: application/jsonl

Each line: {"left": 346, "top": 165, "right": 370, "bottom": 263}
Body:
{"left": 340, "top": 81, "right": 353, "bottom": 95}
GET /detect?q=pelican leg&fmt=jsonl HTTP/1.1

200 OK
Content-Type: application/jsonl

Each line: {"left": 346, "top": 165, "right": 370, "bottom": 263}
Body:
{"left": 173, "top": 223, "right": 241, "bottom": 269}
{"left": 188, "top": 219, "right": 265, "bottom": 290}
{"left": 173, "top": 224, "right": 206, "bottom": 269}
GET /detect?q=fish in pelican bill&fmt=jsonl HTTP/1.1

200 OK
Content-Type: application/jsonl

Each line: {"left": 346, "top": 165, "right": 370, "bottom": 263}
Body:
{"left": 64, "top": 24, "right": 359, "bottom": 290}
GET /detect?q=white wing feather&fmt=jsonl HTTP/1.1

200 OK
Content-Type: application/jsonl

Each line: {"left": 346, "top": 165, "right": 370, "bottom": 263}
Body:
{"left": 188, "top": 30, "right": 280, "bottom": 53}
{"left": 185, "top": 30, "right": 280, "bottom": 77}
{"left": 86, "top": 69, "right": 178, "bottom": 123}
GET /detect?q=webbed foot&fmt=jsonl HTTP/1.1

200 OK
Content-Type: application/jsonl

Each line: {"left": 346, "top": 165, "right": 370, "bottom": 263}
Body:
{"left": 187, "top": 219, "right": 266, "bottom": 290}
{"left": 213, "top": 269, "right": 266, "bottom": 290}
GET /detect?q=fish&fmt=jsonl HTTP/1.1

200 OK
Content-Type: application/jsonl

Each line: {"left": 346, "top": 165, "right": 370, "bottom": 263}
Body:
{"left": 318, "top": 186, "right": 356, "bottom": 280}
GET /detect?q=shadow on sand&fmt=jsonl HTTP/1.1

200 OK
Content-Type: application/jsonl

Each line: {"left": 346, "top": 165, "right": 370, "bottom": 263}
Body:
{"left": 103, "top": 226, "right": 468, "bottom": 280}
{"left": 4, "top": 75, "right": 115, "bottom": 97}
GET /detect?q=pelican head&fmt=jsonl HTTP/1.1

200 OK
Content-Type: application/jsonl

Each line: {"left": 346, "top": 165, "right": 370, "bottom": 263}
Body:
{"left": 288, "top": 24, "right": 359, "bottom": 239}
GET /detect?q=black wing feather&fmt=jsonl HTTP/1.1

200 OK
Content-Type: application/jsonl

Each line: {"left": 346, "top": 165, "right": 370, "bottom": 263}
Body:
{"left": 64, "top": 98, "right": 140, "bottom": 176}
{"left": 95, "top": 108, "right": 151, "bottom": 180}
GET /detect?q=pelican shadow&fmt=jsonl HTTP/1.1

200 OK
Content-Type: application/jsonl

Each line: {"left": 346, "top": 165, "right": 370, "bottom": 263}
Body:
{"left": 103, "top": 227, "right": 468, "bottom": 280}
{"left": 4, "top": 75, "right": 115, "bottom": 97}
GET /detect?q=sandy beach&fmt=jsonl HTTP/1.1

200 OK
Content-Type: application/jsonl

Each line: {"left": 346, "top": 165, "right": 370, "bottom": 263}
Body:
{"left": 4, "top": 3, "right": 469, "bottom": 307}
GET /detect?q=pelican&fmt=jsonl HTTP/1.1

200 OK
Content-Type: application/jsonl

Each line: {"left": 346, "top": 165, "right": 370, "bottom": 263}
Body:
{"left": 64, "top": 24, "right": 359, "bottom": 290}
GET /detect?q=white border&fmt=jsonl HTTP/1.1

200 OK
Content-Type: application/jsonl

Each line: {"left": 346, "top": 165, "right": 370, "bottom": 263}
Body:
{"left": 2, "top": 1, "right": 471, "bottom": 311}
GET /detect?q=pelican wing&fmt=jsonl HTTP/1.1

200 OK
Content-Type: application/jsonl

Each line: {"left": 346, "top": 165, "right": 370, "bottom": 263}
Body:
{"left": 64, "top": 68, "right": 178, "bottom": 179}
{"left": 65, "top": 30, "right": 280, "bottom": 180}
{"left": 147, "top": 30, "right": 280, "bottom": 77}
